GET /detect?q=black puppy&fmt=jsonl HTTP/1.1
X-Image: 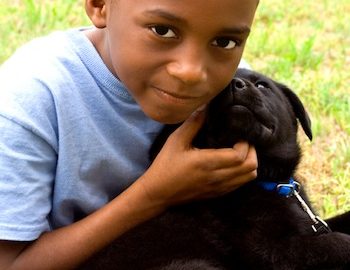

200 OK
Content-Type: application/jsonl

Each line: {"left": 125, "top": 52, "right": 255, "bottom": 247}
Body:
{"left": 81, "top": 69, "right": 350, "bottom": 270}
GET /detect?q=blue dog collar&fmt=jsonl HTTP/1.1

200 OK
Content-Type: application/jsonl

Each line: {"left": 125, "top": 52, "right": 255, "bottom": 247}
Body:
{"left": 258, "top": 178, "right": 299, "bottom": 197}
{"left": 258, "top": 177, "right": 332, "bottom": 234}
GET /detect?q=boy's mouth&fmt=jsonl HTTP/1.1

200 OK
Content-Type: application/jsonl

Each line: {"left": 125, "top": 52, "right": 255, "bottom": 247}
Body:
{"left": 152, "top": 86, "right": 201, "bottom": 104}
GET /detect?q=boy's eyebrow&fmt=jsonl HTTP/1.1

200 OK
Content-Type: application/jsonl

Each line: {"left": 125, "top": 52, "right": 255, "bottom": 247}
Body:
{"left": 142, "top": 9, "right": 184, "bottom": 23}
{"left": 220, "top": 26, "right": 251, "bottom": 35}
{"left": 142, "top": 9, "right": 251, "bottom": 34}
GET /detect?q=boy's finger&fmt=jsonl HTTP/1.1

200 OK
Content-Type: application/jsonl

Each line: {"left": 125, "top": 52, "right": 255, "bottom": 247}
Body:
{"left": 198, "top": 144, "right": 257, "bottom": 170}
{"left": 172, "top": 105, "right": 207, "bottom": 147}
{"left": 232, "top": 141, "right": 251, "bottom": 162}
{"left": 200, "top": 142, "right": 250, "bottom": 166}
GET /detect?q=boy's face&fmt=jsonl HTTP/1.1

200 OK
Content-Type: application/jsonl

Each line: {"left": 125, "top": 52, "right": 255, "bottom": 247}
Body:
{"left": 87, "top": 0, "right": 258, "bottom": 124}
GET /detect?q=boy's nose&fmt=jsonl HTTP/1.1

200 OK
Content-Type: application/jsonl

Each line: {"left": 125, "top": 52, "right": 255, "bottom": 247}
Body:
{"left": 166, "top": 47, "right": 208, "bottom": 85}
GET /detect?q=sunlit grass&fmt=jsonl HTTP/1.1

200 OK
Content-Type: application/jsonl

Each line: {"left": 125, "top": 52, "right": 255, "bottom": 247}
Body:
{"left": 0, "top": 0, "right": 89, "bottom": 62}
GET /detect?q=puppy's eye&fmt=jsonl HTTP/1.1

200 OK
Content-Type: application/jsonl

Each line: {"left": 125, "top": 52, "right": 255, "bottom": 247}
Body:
{"left": 256, "top": 81, "right": 270, "bottom": 89}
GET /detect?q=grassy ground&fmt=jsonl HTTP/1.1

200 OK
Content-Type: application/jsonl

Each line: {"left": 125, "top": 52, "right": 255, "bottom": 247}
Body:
{"left": 1, "top": 0, "right": 349, "bottom": 218}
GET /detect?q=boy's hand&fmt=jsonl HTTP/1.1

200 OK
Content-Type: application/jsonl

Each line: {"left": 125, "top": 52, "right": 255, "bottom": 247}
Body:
{"left": 138, "top": 108, "right": 258, "bottom": 208}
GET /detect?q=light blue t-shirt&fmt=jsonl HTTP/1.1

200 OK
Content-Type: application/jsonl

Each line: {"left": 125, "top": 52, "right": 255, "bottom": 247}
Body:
{"left": 0, "top": 28, "right": 164, "bottom": 241}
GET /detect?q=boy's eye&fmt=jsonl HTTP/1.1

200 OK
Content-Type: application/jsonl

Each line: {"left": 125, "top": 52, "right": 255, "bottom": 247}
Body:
{"left": 212, "top": 38, "right": 237, "bottom": 49}
{"left": 150, "top": 26, "right": 176, "bottom": 38}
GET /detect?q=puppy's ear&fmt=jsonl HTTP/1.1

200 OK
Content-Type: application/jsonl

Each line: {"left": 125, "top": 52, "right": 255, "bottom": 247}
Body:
{"left": 277, "top": 82, "right": 313, "bottom": 141}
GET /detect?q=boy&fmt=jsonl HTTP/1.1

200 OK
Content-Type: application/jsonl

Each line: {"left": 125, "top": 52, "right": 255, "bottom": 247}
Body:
{"left": 0, "top": 0, "right": 259, "bottom": 268}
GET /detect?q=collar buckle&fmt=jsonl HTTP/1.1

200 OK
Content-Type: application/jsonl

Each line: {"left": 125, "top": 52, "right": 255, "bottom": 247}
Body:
{"left": 276, "top": 181, "right": 300, "bottom": 197}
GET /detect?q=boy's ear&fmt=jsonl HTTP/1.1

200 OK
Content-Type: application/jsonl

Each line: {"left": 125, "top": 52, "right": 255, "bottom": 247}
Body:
{"left": 85, "top": 0, "right": 107, "bottom": 28}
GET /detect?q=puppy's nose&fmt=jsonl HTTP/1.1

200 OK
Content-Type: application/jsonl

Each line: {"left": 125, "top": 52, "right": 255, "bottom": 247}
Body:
{"left": 232, "top": 78, "right": 246, "bottom": 91}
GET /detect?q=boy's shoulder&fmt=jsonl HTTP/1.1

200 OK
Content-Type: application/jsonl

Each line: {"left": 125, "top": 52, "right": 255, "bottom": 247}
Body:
{"left": 0, "top": 27, "right": 122, "bottom": 99}
{"left": 1, "top": 28, "right": 89, "bottom": 80}
{"left": 0, "top": 28, "right": 112, "bottom": 144}
{"left": 0, "top": 28, "right": 109, "bottom": 108}
{"left": 0, "top": 29, "right": 83, "bottom": 113}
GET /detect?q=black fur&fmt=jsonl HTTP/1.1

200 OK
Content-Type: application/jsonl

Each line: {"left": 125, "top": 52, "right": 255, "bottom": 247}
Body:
{"left": 80, "top": 69, "right": 350, "bottom": 270}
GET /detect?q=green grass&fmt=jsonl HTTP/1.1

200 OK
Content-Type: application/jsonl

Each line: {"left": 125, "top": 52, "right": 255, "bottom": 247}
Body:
{"left": 0, "top": 0, "right": 89, "bottom": 63}
{"left": 1, "top": 0, "right": 349, "bottom": 218}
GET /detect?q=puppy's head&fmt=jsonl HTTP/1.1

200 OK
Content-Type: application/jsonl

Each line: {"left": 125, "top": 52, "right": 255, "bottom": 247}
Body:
{"left": 194, "top": 68, "right": 312, "bottom": 170}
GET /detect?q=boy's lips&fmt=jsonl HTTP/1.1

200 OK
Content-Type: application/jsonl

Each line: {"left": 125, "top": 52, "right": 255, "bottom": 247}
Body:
{"left": 152, "top": 86, "right": 201, "bottom": 104}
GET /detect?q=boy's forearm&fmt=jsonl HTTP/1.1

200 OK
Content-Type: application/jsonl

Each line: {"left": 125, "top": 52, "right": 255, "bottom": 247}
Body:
{"left": 6, "top": 180, "right": 165, "bottom": 270}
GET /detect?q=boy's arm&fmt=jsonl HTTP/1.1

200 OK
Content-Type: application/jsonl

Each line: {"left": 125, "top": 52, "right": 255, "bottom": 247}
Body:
{"left": 0, "top": 178, "right": 168, "bottom": 270}
{"left": 0, "top": 109, "right": 257, "bottom": 270}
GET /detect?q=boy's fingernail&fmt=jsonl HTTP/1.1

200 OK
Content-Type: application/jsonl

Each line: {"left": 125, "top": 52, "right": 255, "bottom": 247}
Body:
{"left": 196, "top": 104, "right": 207, "bottom": 112}
{"left": 190, "top": 104, "right": 207, "bottom": 119}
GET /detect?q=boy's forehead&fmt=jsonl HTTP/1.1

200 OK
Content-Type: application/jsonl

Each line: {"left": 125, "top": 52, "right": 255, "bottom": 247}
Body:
{"left": 119, "top": 0, "right": 258, "bottom": 29}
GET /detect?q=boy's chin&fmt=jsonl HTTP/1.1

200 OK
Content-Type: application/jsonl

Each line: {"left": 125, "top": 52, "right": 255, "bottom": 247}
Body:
{"left": 146, "top": 110, "right": 191, "bottom": 125}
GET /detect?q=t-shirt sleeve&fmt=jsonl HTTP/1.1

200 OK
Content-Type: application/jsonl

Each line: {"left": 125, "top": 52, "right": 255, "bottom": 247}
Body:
{"left": 0, "top": 115, "right": 57, "bottom": 241}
